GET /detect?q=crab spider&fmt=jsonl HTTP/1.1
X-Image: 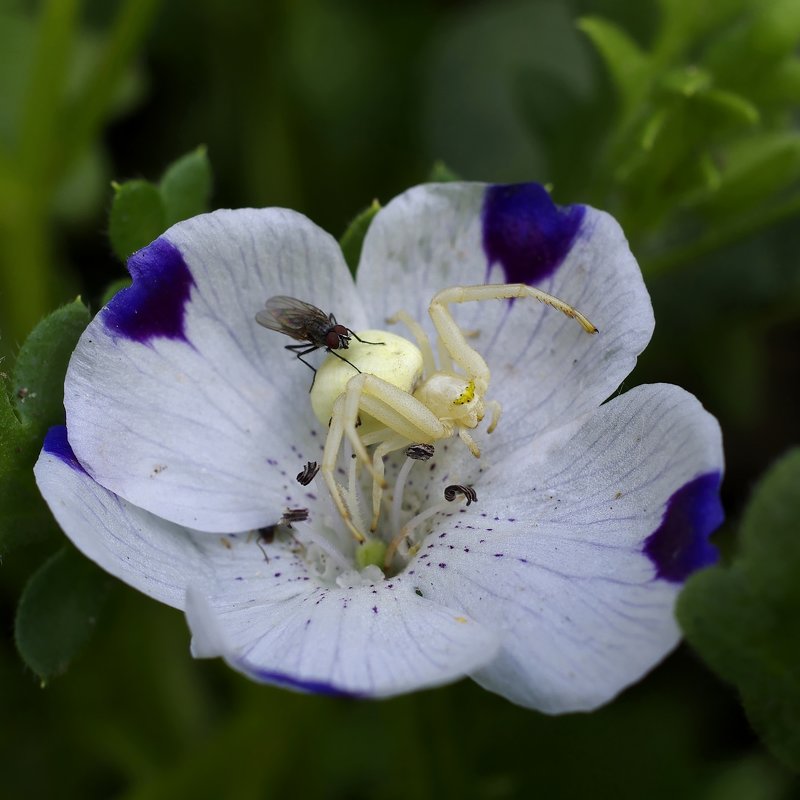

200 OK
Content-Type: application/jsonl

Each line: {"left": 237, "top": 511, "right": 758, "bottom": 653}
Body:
{"left": 309, "top": 283, "right": 598, "bottom": 545}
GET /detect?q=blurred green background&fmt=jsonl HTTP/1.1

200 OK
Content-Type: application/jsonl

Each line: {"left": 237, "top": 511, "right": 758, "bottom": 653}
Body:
{"left": 2, "top": 0, "right": 800, "bottom": 797}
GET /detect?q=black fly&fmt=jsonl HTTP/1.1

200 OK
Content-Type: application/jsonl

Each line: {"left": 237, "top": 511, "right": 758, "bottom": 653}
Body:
{"left": 256, "top": 296, "right": 382, "bottom": 375}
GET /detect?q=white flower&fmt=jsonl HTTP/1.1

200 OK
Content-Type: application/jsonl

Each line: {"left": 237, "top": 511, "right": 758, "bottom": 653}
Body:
{"left": 35, "top": 182, "right": 724, "bottom": 712}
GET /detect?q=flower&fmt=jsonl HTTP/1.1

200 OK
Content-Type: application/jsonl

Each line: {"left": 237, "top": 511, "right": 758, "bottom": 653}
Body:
{"left": 35, "top": 182, "right": 724, "bottom": 712}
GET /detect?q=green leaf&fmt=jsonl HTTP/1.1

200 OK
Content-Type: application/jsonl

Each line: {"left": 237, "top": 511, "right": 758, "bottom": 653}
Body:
{"left": 577, "top": 16, "right": 652, "bottom": 112}
{"left": 160, "top": 146, "right": 213, "bottom": 226}
{"left": 760, "top": 56, "right": 800, "bottom": 106}
{"left": 0, "top": 386, "right": 49, "bottom": 554}
{"left": 701, "top": 88, "right": 760, "bottom": 126}
{"left": 108, "top": 178, "right": 166, "bottom": 262}
{"left": 656, "top": 0, "right": 750, "bottom": 58}
{"left": 11, "top": 298, "right": 90, "bottom": 430}
{"left": 659, "top": 66, "right": 712, "bottom": 97}
{"left": 678, "top": 449, "right": 800, "bottom": 772}
{"left": 0, "top": 300, "right": 89, "bottom": 553}
{"left": 428, "top": 160, "right": 461, "bottom": 183}
{"left": 749, "top": 0, "right": 800, "bottom": 60}
{"left": 15, "top": 546, "right": 112, "bottom": 683}
{"left": 705, "top": 132, "right": 800, "bottom": 217}
{"left": 339, "top": 199, "right": 381, "bottom": 274}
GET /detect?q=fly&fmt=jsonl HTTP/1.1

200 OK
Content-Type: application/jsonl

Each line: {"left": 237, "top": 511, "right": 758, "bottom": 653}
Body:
{"left": 256, "top": 296, "right": 382, "bottom": 374}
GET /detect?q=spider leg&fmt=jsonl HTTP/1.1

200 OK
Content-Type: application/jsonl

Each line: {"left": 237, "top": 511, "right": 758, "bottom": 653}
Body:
{"left": 370, "top": 434, "right": 410, "bottom": 532}
{"left": 386, "top": 310, "right": 436, "bottom": 377}
{"left": 322, "top": 373, "right": 451, "bottom": 541}
{"left": 321, "top": 392, "right": 366, "bottom": 543}
{"left": 486, "top": 399, "right": 502, "bottom": 433}
{"left": 428, "top": 282, "right": 597, "bottom": 390}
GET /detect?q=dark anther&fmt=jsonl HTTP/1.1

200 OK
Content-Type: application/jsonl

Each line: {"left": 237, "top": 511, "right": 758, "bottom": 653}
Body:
{"left": 296, "top": 461, "right": 320, "bottom": 485}
{"left": 406, "top": 443, "right": 435, "bottom": 461}
{"left": 444, "top": 484, "right": 478, "bottom": 505}
{"left": 282, "top": 508, "right": 310, "bottom": 524}
{"left": 256, "top": 508, "right": 309, "bottom": 561}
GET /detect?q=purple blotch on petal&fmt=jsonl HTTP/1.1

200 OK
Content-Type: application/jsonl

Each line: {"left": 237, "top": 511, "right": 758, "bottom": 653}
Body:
{"left": 644, "top": 471, "right": 724, "bottom": 583}
{"left": 237, "top": 660, "right": 364, "bottom": 698}
{"left": 43, "top": 425, "right": 87, "bottom": 475}
{"left": 102, "top": 238, "right": 195, "bottom": 343}
{"left": 482, "top": 183, "right": 585, "bottom": 285}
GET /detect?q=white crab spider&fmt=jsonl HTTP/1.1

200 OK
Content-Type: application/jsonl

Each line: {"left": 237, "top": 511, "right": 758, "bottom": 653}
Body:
{"left": 308, "top": 283, "right": 598, "bottom": 550}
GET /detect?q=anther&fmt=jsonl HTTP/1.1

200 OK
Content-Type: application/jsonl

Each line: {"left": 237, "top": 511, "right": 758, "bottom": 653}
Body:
{"left": 282, "top": 508, "right": 310, "bottom": 524}
{"left": 444, "top": 484, "right": 477, "bottom": 505}
{"left": 296, "top": 461, "right": 319, "bottom": 485}
{"left": 405, "top": 443, "right": 435, "bottom": 461}
{"left": 256, "top": 508, "right": 310, "bottom": 560}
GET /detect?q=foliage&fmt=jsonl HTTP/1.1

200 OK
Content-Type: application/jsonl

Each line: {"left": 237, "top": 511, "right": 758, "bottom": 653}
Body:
{"left": 109, "top": 147, "right": 212, "bottom": 260}
{"left": 0, "top": 0, "right": 799, "bottom": 796}
{"left": 1, "top": 299, "right": 89, "bottom": 554}
{"left": 679, "top": 450, "right": 800, "bottom": 772}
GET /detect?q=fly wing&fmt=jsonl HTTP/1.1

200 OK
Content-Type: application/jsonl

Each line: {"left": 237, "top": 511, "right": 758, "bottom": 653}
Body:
{"left": 255, "top": 296, "right": 328, "bottom": 342}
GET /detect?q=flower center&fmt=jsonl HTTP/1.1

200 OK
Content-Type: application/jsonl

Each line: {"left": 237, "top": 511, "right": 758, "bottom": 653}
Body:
{"left": 263, "top": 322, "right": 488, "bottom": 584}
{"left": 273, "top": 443, "right": 476, "bottom": 584}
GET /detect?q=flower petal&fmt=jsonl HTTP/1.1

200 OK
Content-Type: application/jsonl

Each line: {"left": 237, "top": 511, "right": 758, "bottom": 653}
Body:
{"left": 34, "top": 426, "right": 212, "bottom": 608}
{"left": 185, "top": 565, "right": 501, "bottom": 698}
{"left": 413, "top": 384, "right": 723, "bottom": 712}
{"left": 356, "top": 182, "right": 654, "bottom": 443}
{"left": 65, "top": 209, "right": 363, "bottom": 531}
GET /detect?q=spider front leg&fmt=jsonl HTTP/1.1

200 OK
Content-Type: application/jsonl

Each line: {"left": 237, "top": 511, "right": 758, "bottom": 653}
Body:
{"left": 321, "top": 373, "right": 451, "bottom": 542}
{"left": 428, "top": 283, "right": 598, "bottom": 388}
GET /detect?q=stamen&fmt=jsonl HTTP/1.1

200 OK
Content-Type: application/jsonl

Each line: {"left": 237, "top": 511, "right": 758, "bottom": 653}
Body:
{"left": 405, "top": 443, "right": 435, "bottom": 461}
{"left": 256, "top": 507, "right": 310, "bottom": 561}
{"left": 295, "top": 524, "right": 352, "bottom": 571}
{"left": 444, "top": 484, "right": 477, "bottom": 505}
{"left": 384, "top": 494, "right": 470, "bottom": 569}
{"left": 282, "top": 507, "right": 311, "bottom": 523}
{"left": 390, "top": 456, "right": 417, "bottom": 535}
{"left": 296, "top": 461, "right": 319, "bottom": 485}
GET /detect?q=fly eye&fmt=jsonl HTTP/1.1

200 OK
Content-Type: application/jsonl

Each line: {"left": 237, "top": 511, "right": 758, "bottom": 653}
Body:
{"left": 326, "top": 330, "right": 343, "bottom": 349}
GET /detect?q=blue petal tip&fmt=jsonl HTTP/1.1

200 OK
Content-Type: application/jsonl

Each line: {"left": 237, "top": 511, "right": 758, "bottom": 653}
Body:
{"left": 237, "top": 660, "right": 363, "bottom": 698}
{"left": 481, "top": 183, "right": 585, "bottom": 285}
{"left": 43, "top": 426, "right": 87, "bottom": 474}
{"left": 102, "top": 238, "right": 195, "bottom": 343}
{"left": 644, "top": 471, "right": 724, "bottom": 583}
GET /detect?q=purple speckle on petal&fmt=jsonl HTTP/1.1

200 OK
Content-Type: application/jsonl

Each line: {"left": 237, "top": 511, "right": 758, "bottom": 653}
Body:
{"left": 482, "top": 183, "right": 585, "bottom": 285}
{"left": 644, "top": 472, "right": 724, "bottom": 583}
{"left": 102, "top": 238, "right": 195, "bottom": 343}
{"left": 43, "top": 426, "right": 86, "bottom": 474}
